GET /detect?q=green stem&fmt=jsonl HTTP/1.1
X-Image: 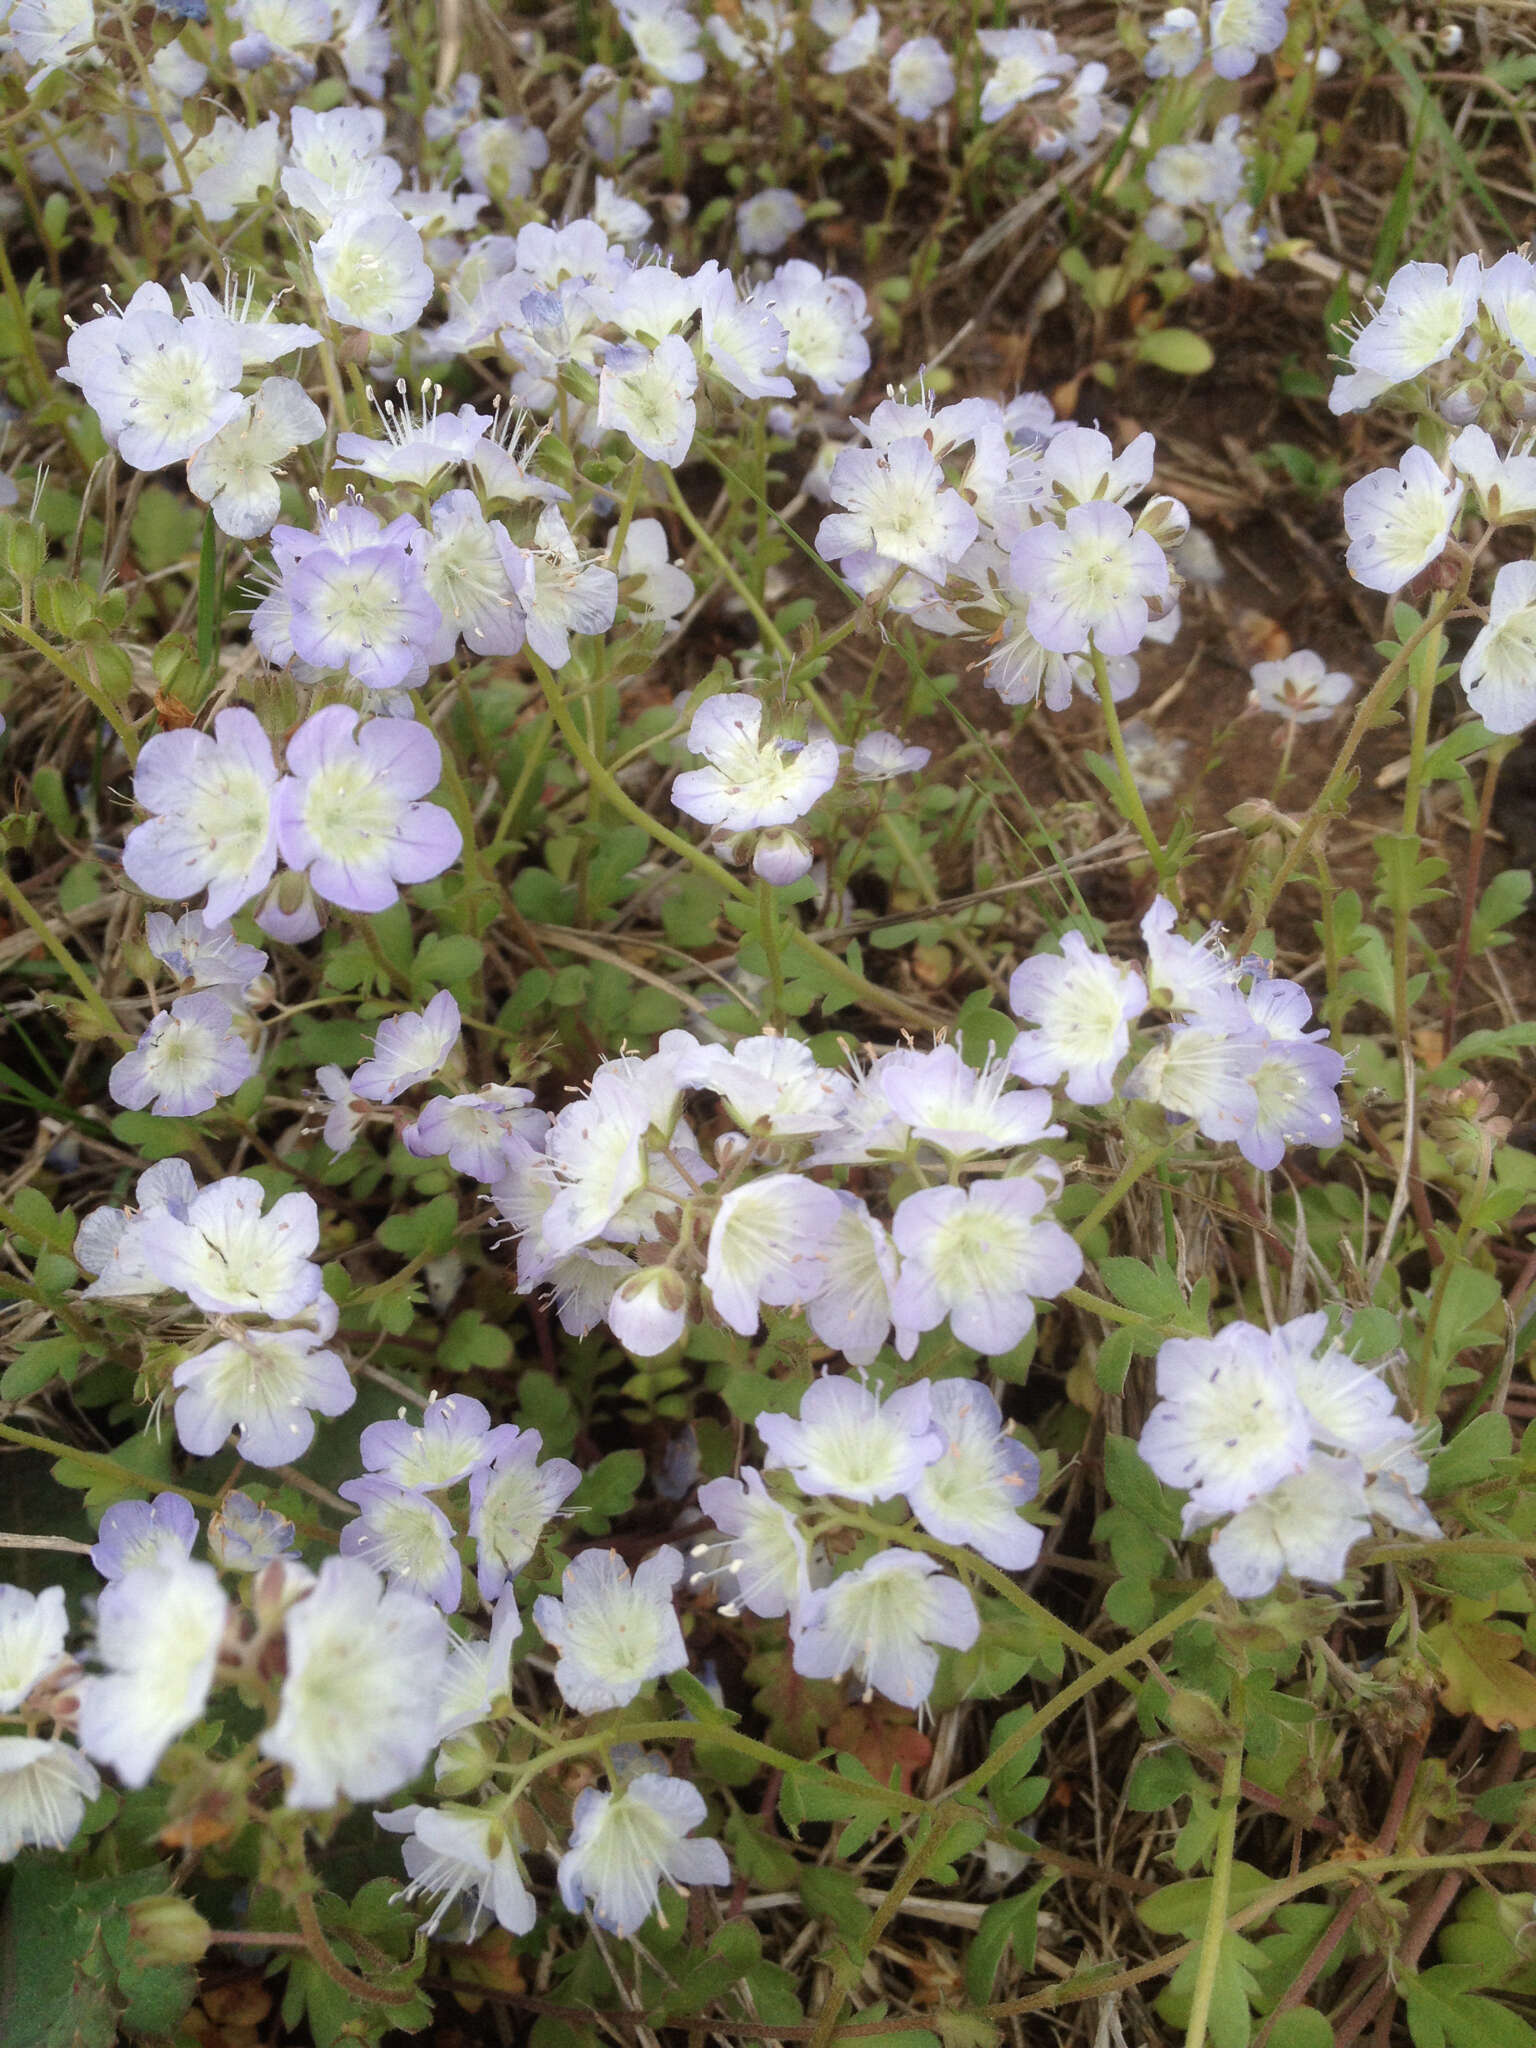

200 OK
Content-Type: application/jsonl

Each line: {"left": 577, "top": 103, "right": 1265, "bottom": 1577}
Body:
{"left": 1093, "top": 646, "right": 1174, "bottom": 888}
{"left": 0, "top": 870, "right": 133, "bottom": 1045}
{"left": 1074, "top": 1145, "right": 1168, "bottom": 1244}
{"left": 1185, "top": 1735, "right": 1246, "bottom": 2048}
{"left": 0, "top": 1421, "right": 223, "bottom": 1509}
{"left": 532, "top": 652, "right": 939, "bottom": 1030}
{"left": 757, "top": 874, "right": 787, "bottom": 1027}
{"left": 1238, "top": 586, "right": 1465, "bottom": 950}
{"left": 0, "top": 614, "right": 139, "bottom": 761}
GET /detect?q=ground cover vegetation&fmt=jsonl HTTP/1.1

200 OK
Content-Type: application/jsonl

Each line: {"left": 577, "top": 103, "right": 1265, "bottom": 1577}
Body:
{"left": 0, "top": 0, "right": 1535, "bottom": 2043}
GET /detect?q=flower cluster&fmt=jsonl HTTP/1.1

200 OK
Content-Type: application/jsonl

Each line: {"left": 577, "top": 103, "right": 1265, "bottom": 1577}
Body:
{"left": 1332, "top": 245, "right": 1536, "bottom": 733}
{"left": 1137, "top": 1313, "right": 1438, "bottom": 1596}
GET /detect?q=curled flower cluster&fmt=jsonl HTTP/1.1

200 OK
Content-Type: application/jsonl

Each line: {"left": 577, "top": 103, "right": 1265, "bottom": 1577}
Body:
{"left": 1138, "top": 1313, "right": 1439, "bottom": 1596}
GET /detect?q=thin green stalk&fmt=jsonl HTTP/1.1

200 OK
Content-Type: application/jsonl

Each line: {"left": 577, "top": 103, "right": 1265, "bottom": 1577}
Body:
{"left": 532, "top": 652, "right": 940, "bottom": 1030}
{"left": 757, "top": 874, "right": 787, "bottom": 1027}
{"left": 1074, "top": 1144, "right": 1168, "bottom": 1244}
{"left": 1, "top": 614, "right": 139, "bottom": 761}
{"left": 0, "top": 870, "right": 132, "bottom": 1045}
{"left": 1092, "top": 646, "right": 1174, "bottom": 887}
{"left": 1185, "top": 1735, "right": 1246, "bottom": 2048}
{"left": 0, "top": 1421, "right": 223, "bottom": 1509}
{"left": 1239, "top": 586, "right": 1466, "bottom": 949}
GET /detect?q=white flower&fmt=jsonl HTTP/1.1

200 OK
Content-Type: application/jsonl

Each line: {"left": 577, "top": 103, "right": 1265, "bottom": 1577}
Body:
{"left": 1144, "top": 7, "right": 1203, "bottom": 78}
{"left": 803, "top": 1195, "right": 904, "bottom": 1368}
{"left": 4, "top": 0, "right": 95, "bottom": 84}
{"left": 618, "top": 0, "right": 705, "bottom": 82}
{"left": 410, "top": 489, "right": 531, "bottom": 661}
{"left": 558, "top": 1774, "right": 729, "bottom": 1935}
{"left": 1248, "top": 649, "right": 1355, "bottom": 723}
{"left": 908, "top": 1380, "right": 1044, "bottom": 1570}
{"left": 792, "top": 1551, "right": 979, "bottom": 1706}
{"left": 756, "top": 1374, "right": 942, "bottom": 1503}
{"left": 1449, "top": 424, "right": 1536, "bottom": 524}
{"left": 693, "top": 1469, "right": 811, "bottom": 1618}
{"left": 618, "top": 517, "right": 694, "bottom": 622}
{"left": 738, "top": 188, "right": 804, "bottom": 255}
{"left": 460, "top": 116, "right": 549, "bottom": 198}
{"left": 874, "top": 1042, "right": 1063, "bottom": 1159}
{"left": 822, "top": 3, "right": 878, "bottom": 72}
{"left": 1208, "top": 0, "right": 1288, "bottom": 79}
{"left": 607, "top": 1268, "right": 689, "bottom": 1356}
{"left": 978, "top": 27, "right": 1074, "bottom": 120}
{"left": 134, "top": 1176, "right": 323, "bottom": 1318}
{"left": 1125, "top": 997, "right": 1264, "bottom": 1146}
{"left": 1009, "top": 501, "right": 1171, "bottom": 656}
{"left": 108, "top": 993, "right": 256, "bottom": 1117}
{"left": 76, "top": 1560, "right": 227, "bottom": 1788}
{"left": 61, "top": 292, "right": 244, "bottom": 472}
{"left": 851, "top": 730, "right": 930, "bottom": 780}
{"left": 759, "top": 260, "right": 871, "bottom": 396}
{"left": 890, "top": 1180, "right": 1084, "bottom": 1358}
{"left": 187, "top": 376, "right": 324, "bottom": 539}
{"left": 672, "top": 694, "right": 842, "bottom": 833}
{"left": 1330, "top": 256, "right": 1480, "bottom": 414}
{"left": 522, "top": 506, "right": 619, "bottom": 669}
{"left": 0, "top": 1740, "right": 99, "bottom": 1860}
{"left": 173, "top": 1327, "right": 355, "bottom": 1468}
{"left": 77, "top": 1158, "right": 197, "bottom": 1300}
{"left": 1138, "top": 1326, "right": 1310, "bottom": 1513}
{"left": 1478, "top": 250, "right": 1536, "bottom": 363}
{"left": 377, "top": 1804, "right": 536, "bottom": 1938}
{"left": 1140, "top": 896, "right": 1236, "bottom": 1012}
{"left": 1342, "top": 445, "right": 1463, "bottom": 593}
{"left": 281, "top": 106, "right": 401, "bottom": 223}
{"left": 0, "top": 1586, "right": 68, "bottom": 1711}
{"left": 263, "top": 1557, "right": 449, "bottom": 1807}
{"left": 1008, "top": 932, "right": 1147, "bottom": 1105}
{"left": 816, "top": 438, "right": 980, "bottom": 580}
{"left": 703, "top": 1174, "right": 843, "bottom": 1337}
{"left": 1199, "top": 1454, "right": 1373, "bottom": 1598}
{"left": 597, "top": 336, "right": 699, "bottom": 466}
{"left": 681, "top": 1032, "right": 852, "bottom": 1136}
{"left": 1461, "top": 558, "right": 1536, "bottom": 733}
{"left": 888, "top": 35, "right": 955, "bottom": 120}
{"left": 468, "top": 1432, "right": 582, "bottom": 1602}
{"left": 312, "top": 207, "right": 434, "bottom": 336}
{"left": 532, "top": 1548, "right": 688, "bottom": 1714}
{"left": 170, "top": 114, "right": 284, "bottom": 222}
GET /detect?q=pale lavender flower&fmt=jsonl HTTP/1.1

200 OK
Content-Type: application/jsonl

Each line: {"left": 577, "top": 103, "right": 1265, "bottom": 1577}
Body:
{"left": 889, "top": 1181, "right": 1083, "bottom": 1358}
{"left": 284, "top": 514, "right": 443, "bottom": 692}
{"left": 874, "top": 1043, "right": 1063, "bottom": 1160}
{"left": 1140, "top": 896, "right": 1236, "bottom": 1012}
{"left": 135, "top": 1176, "right": 322, "bottom": 1318}
{"left": 90, "top": 1494, "right": 197, "bottom": 1582}
{"left": 275, "top": 705, "right": 461, "bottom": 915}
{"left": 351, "top": 990, "right": 461, "bottom": 1103}
{"left": 360, "top": 1392, "right": 517, "bottom": 1491}
{"left": 756, "top": 1374, "right": 942, "bottom": 1503}
{"left": 532, "top": 1547, "right": 687, "bottom": 1714}
{"left": 850, "top": 730, "right": 930, "bottom": 780}
{"left": 597, "top": 337, "right": 699, "bottom": 466}
{"left": 1209, "top": 0, "right": 1289, "bottom": 79}
{"left": 404, "top": 1087, "right": 546, "bottom": 1181}
{"left": 408, "top": 489, "right": 531, "bottom": 663}
{"left": 316, "top": 1064, "right": 368, "bottom": 1153}
{"left": 1241, "top": 979, "right": 1346, "bottom": 1169}
{"left": 60, "top": 288, "right": 244, "bottom": 470}
{"left": 1459, "top": 558, "right": 1536, "bottom": 734}
{"left": 1008, "top": 933, "right": 1147, "bottom": 1105}
{"left": 173, "top": 1326, "right": 355, "bottom": 1467}
{"left": 522, "top": 506, "right": 620, "bottom": 669}
{"left": 737, "top": 188, "right": 804, "bottom": 255}
{"left": 1125, "top": 991, "right": 1265, "bottom": 1148}
{"left": 76, "top": 1158, "right": 197, "bottom": 1300}
{"left": 108, "top": 994, "right": 256, "bottom": 1117}
{"left": 338, "top": 1476, "right": 464, "bottom": 1611}
{"left": 1342, "top": 446, "right": 1463, "bottom": 594}
{"left": 759, "top": 260, "right": 871, "bottom": 396}
{"left": 1249, "top": 649, "right": 1354, "bottom": 723}
{"left": 607, "top": 1268, "right": 690, "bottom": 1356}
{"left": 263, "top": 1556, "right": 448, "bottom": 1807}
{"left": 792, "top": 1551, "right": 978, "bottom": 1706}
{"left": 207, "top": 1492, "right": 299, "bottom": 1571}
{"left": 122, "top": 707, "right": 281, "bottom": 922}
{"left": 1138, "top": 1324, "right": 1310, "bottom": 1512}
{"left": 672, "top": 694, "right": 841, "bottom": 833}
{"left": 907, "top": 1381, "right": 1042, "bottom": 1570}
{"left": 1193, "top": 1453, "right": 1373, "bottom": 1597}
{"left": 693, "top": 1469, "right": 810, "bottom": 1619}
{"left": 558, "top": 1773, "right": 729, "bottom": 1934}
{"left": 145, "top": 911, "right": 267, "bottom": 1006}
{"left": 888, "top": 35, "right": 955, "bottom": 120}
{"left": 469, "top": 1431, "right": 583, "bottom": 1602}
{"left": 312, "top": 206, "right": 433, "bottom": 335}
{"left": 803, "top": 1193, "right": 905, "bottom": 1367}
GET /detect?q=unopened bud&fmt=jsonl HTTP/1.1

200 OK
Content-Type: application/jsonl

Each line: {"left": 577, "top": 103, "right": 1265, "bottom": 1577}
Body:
{"left": 128, "top": 1895, "right": 211, "bottom": 1969}
{"left": 560, "top": 363, "right": 600, "bottom": 407}
{"left": 435, "top": 1729, "right": 498, "bottom": 1799}
{"left": 3, "top": 517, "right": 46, "bottom": 583}
{"left": 1435, "top": 21, "right": 1463, "bottom": 56}
{"left": 752, "top": 827, "right": 814, "bottom": 885}
{"left": 1136, "top": 493, "right": 1191, "bottom": 552}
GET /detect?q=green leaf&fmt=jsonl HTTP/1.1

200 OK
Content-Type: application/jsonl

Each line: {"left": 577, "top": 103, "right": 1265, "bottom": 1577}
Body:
{"left": 1102, "top": 1435, "right": 1181, "bottom": 1535}
{"left": 963, "top": 1879, "right": 1055, "bottom": 2002}
{"left": 571, "top": 1449, "right": 644, "bottom": 1523}
{"left": 1404, "top": 1966, "right": 1536, "bottom": 2048}
{"left": 1135, "top": 327, "right": 1215, "bottom": 375}
{"left": 0, "top": 1334, "right": 82, "bottom": 1401}
{"left": 438, "top": 1308, "right": 513, "bottom": 1374}
{"left": 376, "top": 1193, "right": 460, "bottom": 1257}
{"left": 1429, "top": 1413, "right": 1512, "bottom": 1496}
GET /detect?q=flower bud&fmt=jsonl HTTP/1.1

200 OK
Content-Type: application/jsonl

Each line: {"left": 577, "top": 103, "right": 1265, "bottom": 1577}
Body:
{"left": 752, "top": 827, "right": 814, "bottom": 885}
{"left": 1136, "top": 494, "right": 1191, "bottom": 552}
{"left": 253, "top": 871, "right": 323, "bottom": 944}
{"left": 3, "top": 516, "right": 46, "bottom": 584}
{"left": 607, "top": 1266, "right": 689, "bottom": 1357}
{"left": 127, "top": 1895, "right": 211, "bottom": 1969}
